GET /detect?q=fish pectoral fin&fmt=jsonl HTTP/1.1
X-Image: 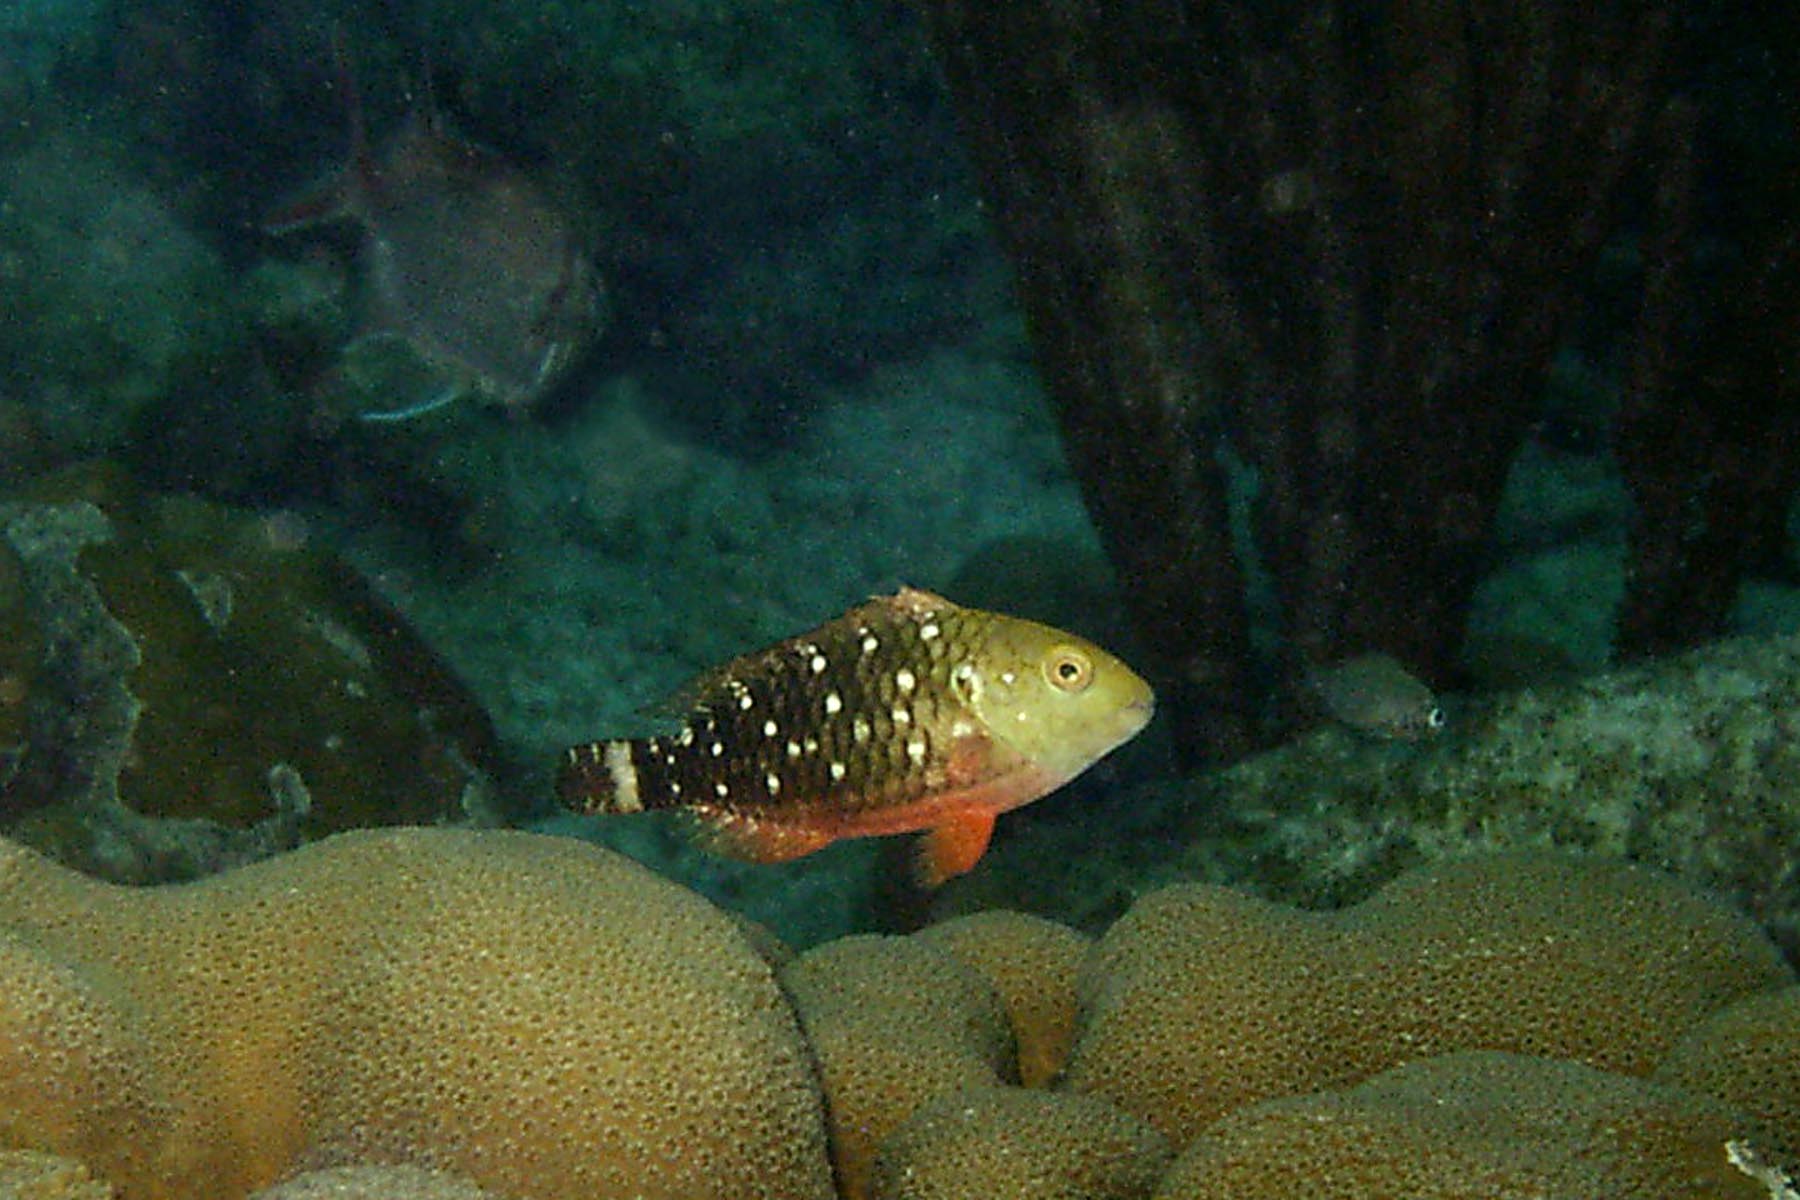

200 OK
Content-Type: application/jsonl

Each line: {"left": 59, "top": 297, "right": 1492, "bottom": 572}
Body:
{"left": 914, "top": 810, "right": 997, "bottom": 889}
{"left": 688, "top": 806, "right": 836, "bottom": 864}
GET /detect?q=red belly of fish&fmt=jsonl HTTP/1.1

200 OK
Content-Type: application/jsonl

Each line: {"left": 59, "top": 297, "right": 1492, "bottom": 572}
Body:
{"left": 724, "top": 764, "right": 1061, "bottom": 886}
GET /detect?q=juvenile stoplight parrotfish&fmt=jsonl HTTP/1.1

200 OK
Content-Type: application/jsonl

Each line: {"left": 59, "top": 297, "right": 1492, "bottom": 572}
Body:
{"left": 558, "top": 587, "right": 1154, "bottom": 886}
{"left": 1308, "top": 652, "right": 1446, "bottom": 740}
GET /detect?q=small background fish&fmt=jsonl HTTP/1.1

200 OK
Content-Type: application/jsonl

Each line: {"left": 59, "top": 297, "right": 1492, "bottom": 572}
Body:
{"left": 558, "top": 587, "right": 1153, "bottom": 886}
{"left": 264, "top": 42, "right": 603, "bottom": 421}
{"left": 1308, "top": 652, "right": 1445, "bottom": 740}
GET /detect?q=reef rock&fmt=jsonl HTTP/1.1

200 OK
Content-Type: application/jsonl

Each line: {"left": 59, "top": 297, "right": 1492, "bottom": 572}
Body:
{"left": 0, "top": 465, "right": 498, "bottom": 882}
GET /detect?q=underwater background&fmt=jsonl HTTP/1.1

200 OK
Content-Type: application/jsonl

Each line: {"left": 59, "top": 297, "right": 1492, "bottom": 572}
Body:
{"left": 5, "top": 1, "right": 1800, "bottom": 1196}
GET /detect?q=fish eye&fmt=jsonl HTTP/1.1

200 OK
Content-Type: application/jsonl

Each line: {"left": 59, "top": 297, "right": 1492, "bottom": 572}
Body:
{"left": 1044, "top": 647, "right": 1094, "bottom": 693}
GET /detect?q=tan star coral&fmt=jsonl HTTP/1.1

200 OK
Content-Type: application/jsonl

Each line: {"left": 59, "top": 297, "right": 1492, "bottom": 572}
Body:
{"left": 0, "top": 827, "right": 834, "bottom": 1200}
{"left": 913, "top": 911, "right": 1090, "bottom": 1088}
{"left": 1151, "top": 1051, "right": 1774, "bottom": 1199}
{"left": 1061, "top": 852, "right": 1794, "bottom": 1147}
{"left": 780, "top": 934, "right": 1016, "bottom": 1200}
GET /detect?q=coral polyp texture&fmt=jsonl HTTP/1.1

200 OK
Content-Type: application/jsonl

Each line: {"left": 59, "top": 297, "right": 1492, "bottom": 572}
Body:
{"left": 0, "top": 828, "right": 834, "bottom": 1200}
{"left": 3, "top": 836, "right": 1799, "bottom": 1198}
{"left": 780, "top": 934, "right": 1018, "bottom": 1200}
{"left": 870, "top": 1084, "right": 1171, "bottom": 1200}
{"left": 1060, "top": 853, "right": 1793, "bottom": 1147}
{"left": 911, "top": 911, "right": 1092, "bottom": 1089}
{"left": 1150, "top": 1052, "right": 1775, "bottom": 1199}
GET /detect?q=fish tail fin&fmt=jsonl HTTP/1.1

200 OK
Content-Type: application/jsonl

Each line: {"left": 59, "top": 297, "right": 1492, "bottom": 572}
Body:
{"left": 557, "top": 741, "right": 657, "bottom": 815}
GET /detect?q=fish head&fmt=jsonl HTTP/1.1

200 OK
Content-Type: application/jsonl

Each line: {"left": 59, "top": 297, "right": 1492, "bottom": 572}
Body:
{"left": 952, "top": 615, "right": 1154, "bottom": 782}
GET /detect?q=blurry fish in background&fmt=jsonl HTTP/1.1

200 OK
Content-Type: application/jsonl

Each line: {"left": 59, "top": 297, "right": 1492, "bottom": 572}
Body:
{"left": 558, "top": 587, "right": 1154, "bottom": 887}
{"left": 263, "top": 38, "right": 603, "bottom": 423}
{"left": 1308, "top": 652, "right": 1446, "bottom": 740}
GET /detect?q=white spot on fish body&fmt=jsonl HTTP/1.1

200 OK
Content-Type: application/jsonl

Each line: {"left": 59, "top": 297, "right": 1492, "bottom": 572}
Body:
{"left": 1001, "top": 671, "right": 1017, "bottom": 686}
{"left": 810, "top": 654, "right": 828, "bottom": 674}
{"left": 830, "top": 761, "right": 847, "bottom": 781}
{"left": 951, "top": 719, "right": 974, "bottom": 738}
{"left": 765, "top": 773, "right": 782, "bottom": 794}
{"left": 786, "top": 740, "right": 803, "bottom": 759}
{"left": 895, "top": 669, "right": 916, "bottom": 693}
{"left": 921, "top": 622, "right": 941, "bottom": 640}
{"left": 679, "top": 727, "right": 695, "bottom": 747}
{"left": 824, "top": 692, "right": 843, "bottom": 715}
{"left": 862, "top": 635, "right": 879, "bottom": 654}
{"left": 714, "top": 781, "right": 730, "bottom": 797}
{"left": 906, "top": 739, "right": 927, "bottom": 764}
{"left": 710, "top": 741, "right": 724, "bottom": 757}
{"left": 738, "top": 692, "right": 754, "bottom": 710}
{"left": 762, "top": 719, "right": 779, "bottom": 737}
{"left": 893, "top": 707, "right": 912, "bottom": 726}
{"left": 852, "top": 716, "right": 872, "bottom": 743}
{"left": 804, "top": 736, "right": 820, "bottom": 753}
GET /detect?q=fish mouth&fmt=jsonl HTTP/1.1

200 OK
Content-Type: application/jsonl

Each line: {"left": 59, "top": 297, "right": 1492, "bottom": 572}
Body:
{"left": 1120, "top": 692, "right": 1156, "bottom": 734}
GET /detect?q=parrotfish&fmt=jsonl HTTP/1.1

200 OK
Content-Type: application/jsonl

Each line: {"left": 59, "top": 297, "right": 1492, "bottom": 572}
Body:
{"left": 1309, "top": 652, "right": 1445, "bottom": 740}
{"left": 558, "top": 587, "right": 1154, "bottom": 886}
{"left": 264, "top": 48, "right": 602, "bottom": 422}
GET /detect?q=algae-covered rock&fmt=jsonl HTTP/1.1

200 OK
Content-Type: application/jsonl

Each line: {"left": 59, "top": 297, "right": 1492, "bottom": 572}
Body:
{"left": 0, "top": 464, "right": 499, "bottom": 882}
{"left": 934, "top": 632, "right": 1800, "bottom": 961}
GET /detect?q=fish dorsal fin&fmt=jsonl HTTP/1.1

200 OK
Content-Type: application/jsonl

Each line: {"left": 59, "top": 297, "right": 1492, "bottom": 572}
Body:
{"left": 889, "top": 585, "right": 953, "bottom": 616}
{"left": 261, "top": 28, "right": 367, "bottom": 234}
{"left": 648, "top": 591, "right": 914, "bottom": 719}
{"left": 644, "top": 663, "right": 738, "bottom": 721}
